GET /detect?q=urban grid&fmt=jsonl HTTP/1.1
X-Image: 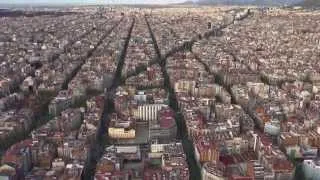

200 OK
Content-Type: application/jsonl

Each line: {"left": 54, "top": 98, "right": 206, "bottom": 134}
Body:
{"left": 0, "top": 1, "right": 319, "bottom": 180}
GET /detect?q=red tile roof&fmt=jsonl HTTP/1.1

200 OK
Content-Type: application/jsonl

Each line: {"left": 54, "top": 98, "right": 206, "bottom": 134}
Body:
{"left": 219, "top": 155, "right": 235, "bottom": 166}
{"left": 272, "top": 159, "right": 294, "bottom": 172}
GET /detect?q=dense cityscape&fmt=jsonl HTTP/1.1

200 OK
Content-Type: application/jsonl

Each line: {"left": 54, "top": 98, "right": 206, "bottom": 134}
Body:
{"left": 0, "top": 3, "right": 319, "bottom": 180}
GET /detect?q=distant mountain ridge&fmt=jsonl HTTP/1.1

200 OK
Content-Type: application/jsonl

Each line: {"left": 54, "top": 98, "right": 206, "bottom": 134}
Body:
{"left": 296, "top": 0, "right": 320, "bottom": 7}
{"left": 194, "top": 0, "right": 303, "bottom": 6}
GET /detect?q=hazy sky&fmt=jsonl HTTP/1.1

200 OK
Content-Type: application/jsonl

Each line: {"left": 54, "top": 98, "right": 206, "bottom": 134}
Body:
{"left": 4, "top": 0, "right": 188, "bottom": 5}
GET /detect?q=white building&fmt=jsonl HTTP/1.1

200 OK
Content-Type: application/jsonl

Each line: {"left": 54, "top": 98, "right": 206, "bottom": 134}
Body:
{"left": 134, "top": 104, "right": 167, "bottom": 121}
{"left": 303, "top": 159, "right": 320, "bottom": 180}
{"left": 134, "top": 91, "right": 147, "bottom": 103}
{"left": 201, "top": 162, "right": 224, "bottom": 180}
{"left": 264, "top": 120, "right": 280, "bottom": 136}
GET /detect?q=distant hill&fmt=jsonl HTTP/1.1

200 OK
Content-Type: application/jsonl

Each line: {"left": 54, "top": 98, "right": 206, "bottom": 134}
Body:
{"left": 251, "top": 0, "right": 301, "bottom": 6}
{"left": 195, "top": 0, "right": 302, "bottom": 6}
{"left": 296, "top": 0, "right": 320, "bottom": 7}
{"left": 178, "top": 0, "right": 196, "bottom": 4}
{"left": 196, "top": 0, "right": 253, "bottom": 5}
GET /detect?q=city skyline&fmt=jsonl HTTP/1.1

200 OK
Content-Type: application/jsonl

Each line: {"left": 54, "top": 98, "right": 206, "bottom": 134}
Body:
{"left": 2, "top": 0, "right": 188, "bottom": 5}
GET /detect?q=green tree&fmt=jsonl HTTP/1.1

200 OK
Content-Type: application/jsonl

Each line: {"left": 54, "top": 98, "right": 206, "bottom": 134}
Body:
{"left": 294, "top": 163, "right": 306, "bottom": 180}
